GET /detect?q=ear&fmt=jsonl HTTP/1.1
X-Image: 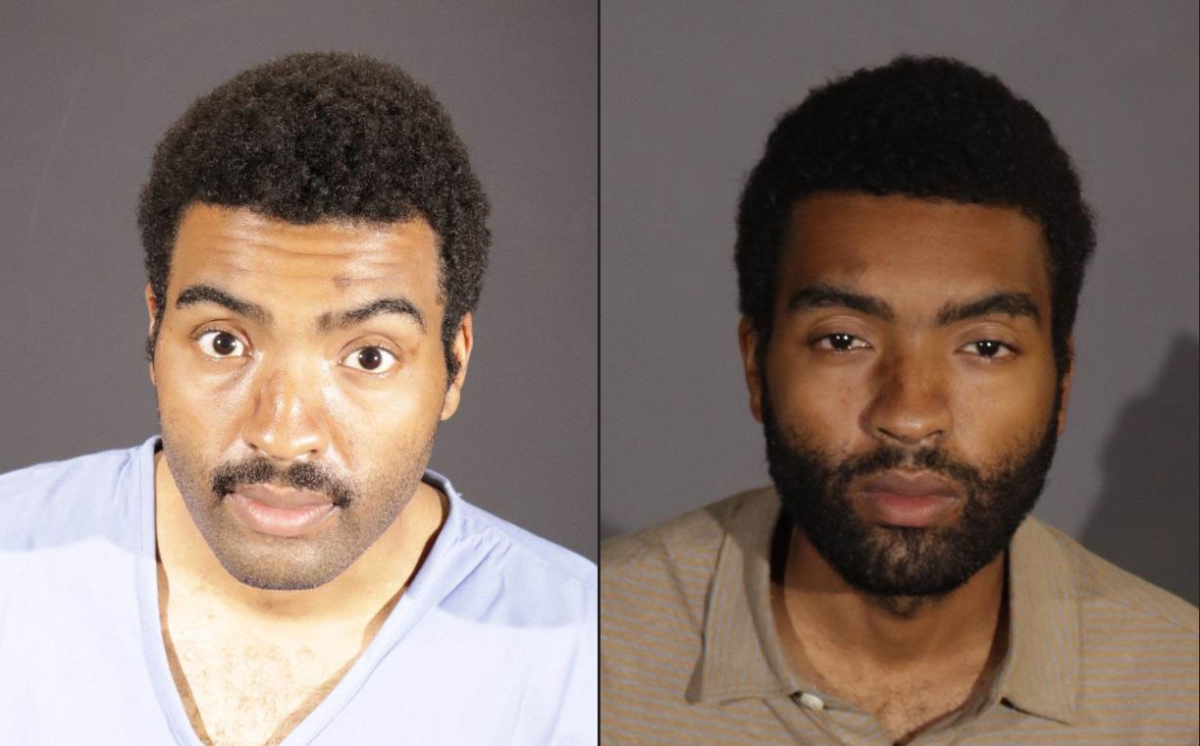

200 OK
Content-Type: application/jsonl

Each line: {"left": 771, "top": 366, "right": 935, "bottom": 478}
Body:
{"left": 439, "top": 312, "right": 475, "bottom": 421}
{"left": 738, "top": 316, "right": 765, "bottom": 424}
{"left": 145, "top": 283, "right": 158, "bottom": 387}
{"left": 1057, "top": 336, "right": 1074, "bottom": 437}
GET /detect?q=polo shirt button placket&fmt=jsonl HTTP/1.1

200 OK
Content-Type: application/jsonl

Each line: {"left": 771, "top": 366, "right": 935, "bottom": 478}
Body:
{"left": 797, "top": 691, "right": 826, "bottom": 711}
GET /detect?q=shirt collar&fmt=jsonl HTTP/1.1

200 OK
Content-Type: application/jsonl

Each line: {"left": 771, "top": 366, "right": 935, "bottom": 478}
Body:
{"left": 691, "top": 487, "right": 1080, "bottom": 724}
{"left": 693, "top": 488, "right": 798, "bottom": 704}
{"left": 991, "top": 515, "right": 1081, "bottom": 724}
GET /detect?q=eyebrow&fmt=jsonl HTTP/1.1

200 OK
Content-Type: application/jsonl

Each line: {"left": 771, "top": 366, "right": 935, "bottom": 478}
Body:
{"left": 317, "top": 298, "right": 426, "bottom": 333}
{"left": 785, "top": 282, "right": 1042, "bottom": 327}
{"left": 175, "top": 284, "right": 426, "bottom": 333}
{"left": 935, "top": 291, "right": 1041, "bottom": 327}
{"left": 176, "top": 284, "right": 271, "bottom": 326}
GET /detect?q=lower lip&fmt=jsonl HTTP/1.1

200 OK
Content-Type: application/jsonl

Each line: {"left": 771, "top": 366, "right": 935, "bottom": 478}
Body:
{"left": 226, "top": 492, "right": 337, "bottom": 538}
{"left": 855, "top": 492, "right": 960, "bottom": 528}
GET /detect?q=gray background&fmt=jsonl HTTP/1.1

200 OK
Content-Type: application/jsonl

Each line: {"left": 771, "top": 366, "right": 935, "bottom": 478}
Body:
{"left": 0, "top": 0, "right": 597, "bottom": 560}
{"left": 601, "top": 0, "right": 1199, "bottom": 604}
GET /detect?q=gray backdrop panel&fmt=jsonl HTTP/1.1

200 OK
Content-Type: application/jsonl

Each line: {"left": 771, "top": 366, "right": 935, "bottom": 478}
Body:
{"left": 600, "top": 0, "right": 1199, "bottom": 604}
{"left": 0, "top": 0, "right": 597, "bottom": 560}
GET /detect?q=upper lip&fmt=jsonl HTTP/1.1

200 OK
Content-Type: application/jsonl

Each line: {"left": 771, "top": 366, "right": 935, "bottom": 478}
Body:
{"left": 856, "top": 470, "right": 963, "bottom": 499}
{"left": 233, "top": 484, "right": 331, "bottom": 509}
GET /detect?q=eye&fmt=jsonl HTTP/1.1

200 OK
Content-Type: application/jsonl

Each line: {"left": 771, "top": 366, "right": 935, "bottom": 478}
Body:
{"left": 962, "top": 340, "right": 1016, "bottom": 360}
{"left": 196, "top": 329, "right": 246, "bottom": 358}
{"left": 813, "top": 333, "right": 870, "bottom": 352}
{"left": 342, "top": 346, "right": 398, "bottom": 374}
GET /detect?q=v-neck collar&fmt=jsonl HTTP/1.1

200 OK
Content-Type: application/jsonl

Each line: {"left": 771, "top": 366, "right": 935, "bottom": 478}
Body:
{"left": 133, "top": 436, "right": 478, "bottom": 746}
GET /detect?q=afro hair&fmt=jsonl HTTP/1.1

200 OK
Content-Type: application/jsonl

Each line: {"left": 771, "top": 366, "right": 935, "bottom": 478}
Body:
{"left": 138, "top": 51, "right": 490, "bottom": 382}
{"left": 735, "top": 55, "right": 1095, "bottom": 382}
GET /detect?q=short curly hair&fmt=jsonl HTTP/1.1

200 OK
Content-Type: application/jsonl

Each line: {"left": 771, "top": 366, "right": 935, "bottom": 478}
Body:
{"left": 139, "top": 51, "right": 490, "bottom": 382}
{"left": 736, "top": 55, "right": 1095, "bottom": 382}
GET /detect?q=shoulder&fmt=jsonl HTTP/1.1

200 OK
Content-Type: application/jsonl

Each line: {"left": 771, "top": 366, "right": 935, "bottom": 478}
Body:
{"left": 0, "top": 444, "right": 138, "bottom": 497}
{"left": 599, "top": 487, "right": 777, "bottom": 722}
{"left": 398, "top": 492, "right": 597, "bottom": 744}
{"left": 1023, "top": 518, "right": 1198, "bottom": 731}
{"left": 458, "top": 496, "right": 595, "bottom": 585}
{"left": 600, "top": 486, "right": 775, "bottom": 626}
{"left": 447, "top": 493, "right": 596, "bottom": 627}
{"left": 602, "top": 486, "right": 774, "bottom": 576}
{"left": 0, "top": 440, "right": 149, "bottom": 545}
{"left": 1028, "top": 516, "right": 1198, "bottom": 634}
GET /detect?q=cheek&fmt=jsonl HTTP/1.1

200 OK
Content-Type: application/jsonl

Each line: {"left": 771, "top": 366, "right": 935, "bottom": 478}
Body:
{"left": 765, "top": 351, "right": 868, "bottom": 445}
{"left": 155, "top": 352, "right": 247, "bottom": 444}
{"left": 949, "top": 366, "right": 1058, "bottom": 460}
{"left": 766, "top": 344, "right": 1059, "bottom": 460}
{"left": 323, "top": 375, "right": 444, "bottom": 463}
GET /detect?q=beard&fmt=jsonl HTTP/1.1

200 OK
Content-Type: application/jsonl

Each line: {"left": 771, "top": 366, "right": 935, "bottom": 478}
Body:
{"left": 762, "top": 377, "right": 1061, "bottom": 612}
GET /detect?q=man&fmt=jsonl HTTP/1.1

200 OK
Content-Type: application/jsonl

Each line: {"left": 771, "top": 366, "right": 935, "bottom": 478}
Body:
{"left": 601, "top": 56, "right": 1197, "bottom": 745}
{"left": 0, "top": 53, "right": 595, "bottom": 745}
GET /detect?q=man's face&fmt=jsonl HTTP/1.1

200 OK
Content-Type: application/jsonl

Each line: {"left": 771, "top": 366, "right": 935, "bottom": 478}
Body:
{"left": 741, "top": 193, "right": 1068, "bottom": 601}
{"left": 148, "top": 203, "right": 469, "bottom": 590}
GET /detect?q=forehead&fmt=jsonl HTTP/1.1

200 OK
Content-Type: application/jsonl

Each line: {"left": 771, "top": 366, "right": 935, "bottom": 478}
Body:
{"left": 168, "top": 203, "right": 440, "bottom": 305}
{"left": 781, "top": 193, "right": 1050, "bottom": 304}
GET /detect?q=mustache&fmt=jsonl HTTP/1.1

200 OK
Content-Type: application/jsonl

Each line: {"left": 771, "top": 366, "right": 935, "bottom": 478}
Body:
{"left": 764, "top": 421, "right": 986, "bottom": 497}
{"left": 831, "top": 445, "right": 984, "bottom": 494}
{"left": 211, "top": 458, "right": 355, "bottom": 508}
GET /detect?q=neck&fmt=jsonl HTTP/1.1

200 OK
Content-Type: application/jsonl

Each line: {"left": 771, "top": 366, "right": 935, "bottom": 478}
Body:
{"left": 154, "top": 452, "right": 445, "bottom": 630}
{"left": 776, "top": 523, "right": 1006, "bottom": 673}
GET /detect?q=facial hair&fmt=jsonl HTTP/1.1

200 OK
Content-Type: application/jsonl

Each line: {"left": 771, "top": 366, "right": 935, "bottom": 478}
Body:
{"left": 211, "top": 458, "right": 357, "bottom": 509}
{"left": 762, "top": 376, "right": 1062, "bottom": 611}
{"left": 160, "top": 432, "right": 433, "bottom": 592}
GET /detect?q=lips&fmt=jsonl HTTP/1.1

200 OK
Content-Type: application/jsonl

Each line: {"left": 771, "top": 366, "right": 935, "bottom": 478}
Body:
{"left": 856, "top": 471, "right": 963, "bottom": 499}
{"left": 852, "top": 470, "right": 963, "bottom": 528}
{"left": 225, "top": 484, "right": 337, "bottom": 538}
{"left": 234, "top": 484, "right": 332, "bottom": 509}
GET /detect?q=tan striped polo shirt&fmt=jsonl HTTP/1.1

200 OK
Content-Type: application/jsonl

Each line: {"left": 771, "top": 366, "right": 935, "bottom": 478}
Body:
{"left": 601, "top": 487, "right": 1199, "bottom": 745}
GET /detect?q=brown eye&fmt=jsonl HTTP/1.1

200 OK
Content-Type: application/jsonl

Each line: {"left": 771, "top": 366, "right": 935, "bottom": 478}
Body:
{"left": 963, "top": 340, "right": 1015, "bottom": 360}
{"left": 829, "top": 333, "right": 856, "bottom": 351}
{"left": 814, "top": 333, "right": 869, "bottom": 352}
{"left": 343, "top": 345, "right": 397, "bottom": 373}
{"left": 197, "top": 330, "right": 245, "bottom": 358}
{"left": 359, "top": 348, "right": 382, "bottom": 370}
{"left": 213, "top": 333, "right": 237, "bottom": 355}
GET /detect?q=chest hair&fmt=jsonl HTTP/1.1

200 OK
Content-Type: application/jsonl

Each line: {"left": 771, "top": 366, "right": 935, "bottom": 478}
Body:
{"left": 158, "top": 571, "right": 374, "bottom": 746}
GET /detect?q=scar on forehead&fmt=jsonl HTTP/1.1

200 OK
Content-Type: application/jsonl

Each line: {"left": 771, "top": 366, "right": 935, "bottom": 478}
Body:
{"left": 332, "top": 274, "right": 359, "bottom": 289}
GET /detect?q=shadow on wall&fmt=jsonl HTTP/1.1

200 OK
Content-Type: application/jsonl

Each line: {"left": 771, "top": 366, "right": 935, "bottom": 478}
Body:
{"left": 1081, "top": 334, "right": 1200, "bottom": 607}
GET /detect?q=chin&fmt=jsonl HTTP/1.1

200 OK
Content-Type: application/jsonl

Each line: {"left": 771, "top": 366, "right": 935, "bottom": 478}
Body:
{"left": 205, "top": 527, "right": 360, "bottom": 591}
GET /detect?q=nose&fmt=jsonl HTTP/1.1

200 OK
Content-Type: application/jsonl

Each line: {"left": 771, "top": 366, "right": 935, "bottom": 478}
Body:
{"left": 864, "top": 348, "right": 952, "bottom": 448}
{"left": 239, "top": 360, "right": 331, "bottom": 461}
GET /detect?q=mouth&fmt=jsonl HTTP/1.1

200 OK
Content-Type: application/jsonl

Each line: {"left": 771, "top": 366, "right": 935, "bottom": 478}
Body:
{"left": 225, "top": 484, "right": 338, "bottom": 538}
{"left": 851, "top": 470, "right": 964, "bottom": 528}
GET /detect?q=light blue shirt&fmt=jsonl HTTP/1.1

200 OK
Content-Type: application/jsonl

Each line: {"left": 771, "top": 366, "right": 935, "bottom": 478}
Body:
{"left": 0, "top": 437, "right": 597, "bottom": 745}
